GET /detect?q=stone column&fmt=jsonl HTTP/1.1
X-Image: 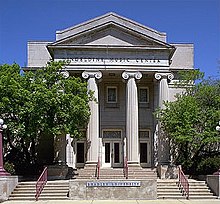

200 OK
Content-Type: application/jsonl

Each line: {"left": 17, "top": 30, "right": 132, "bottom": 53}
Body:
{"left": 154, "top": 73, "right": 174, "bottom": 175}
{"left": 82, "top": 71, "right": 102, "bottom": 166}
{"left": 155, "top": 73, "right": 174, "bottom": 109}
{"left": 122, "top": 71, "right": 142, "bottom": 166}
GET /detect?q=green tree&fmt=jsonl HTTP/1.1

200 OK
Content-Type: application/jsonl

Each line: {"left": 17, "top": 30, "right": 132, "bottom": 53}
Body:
{"left": 0, "top": 62, "right": 91, "bottom": 174}
{"left": 157, "top": 75, "right": 220, "bottom": 175}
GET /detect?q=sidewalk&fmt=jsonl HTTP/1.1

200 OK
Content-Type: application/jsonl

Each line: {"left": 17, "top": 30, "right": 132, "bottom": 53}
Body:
{"left": 2, "top": 200, "right": 220, "bottom": 204}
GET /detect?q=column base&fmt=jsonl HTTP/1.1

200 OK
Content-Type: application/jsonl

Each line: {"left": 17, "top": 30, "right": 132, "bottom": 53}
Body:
{"left": 0, "top": 167, "right": 10, "bottom": 176}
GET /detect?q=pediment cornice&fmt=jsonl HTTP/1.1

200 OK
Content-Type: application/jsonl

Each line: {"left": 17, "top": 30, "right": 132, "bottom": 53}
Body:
{"left": 56, "top": 12, "right": 166, "bottom": 42}
{"left": 55, "top": 12, "right": 167, "bottom": 43}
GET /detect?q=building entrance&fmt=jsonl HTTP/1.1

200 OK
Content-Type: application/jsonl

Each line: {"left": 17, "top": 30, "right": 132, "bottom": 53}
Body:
{"left": 103, "top": 141, "right": 122, "bottom": 168}
{"left": 139, "top": 141, "right": 151, "bottom": 167}
{"left": 76, "top": 142, "right": 85, "bottom": 168}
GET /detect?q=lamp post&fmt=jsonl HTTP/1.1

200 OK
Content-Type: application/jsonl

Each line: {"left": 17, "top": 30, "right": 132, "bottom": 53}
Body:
{"left": 0, "top": 119, "right": 10, "bottom": 176}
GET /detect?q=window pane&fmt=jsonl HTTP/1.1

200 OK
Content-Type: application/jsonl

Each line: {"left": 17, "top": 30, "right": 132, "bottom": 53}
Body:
{"left": 139, "top": 130, "right": 150, "bottom": 138}
{"left": 103, "top": 131, "right": 121, "bottom": 138}
{"left": 139, "top": 88, "right": 148, "bottom": 103}
{"left": 108, "top": 87, "right": 117, "bottom": 102}
{"left": 105, "top": 143, "right": 110, "bottom": 163}
{"left": 114, "top": 143, "right": 120, "bottom": 163}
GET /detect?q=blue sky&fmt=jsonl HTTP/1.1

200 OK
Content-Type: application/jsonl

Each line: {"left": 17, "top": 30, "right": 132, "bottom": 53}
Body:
{"left": 0, "top": 0, "right": 219, "bottom": 78}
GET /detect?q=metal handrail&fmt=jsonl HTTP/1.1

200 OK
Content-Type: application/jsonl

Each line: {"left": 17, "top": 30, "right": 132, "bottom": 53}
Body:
{"left": 35, "top": 166, "right": 48, "bottom": 201}
{"left": 178, "top": 165, "right": 189, "bottom": 199}
{"left": 124, "top": 156, "right": 128, "bottom": 179}
{"left": 96, "top": 157, "right": 100, "bottom": 179}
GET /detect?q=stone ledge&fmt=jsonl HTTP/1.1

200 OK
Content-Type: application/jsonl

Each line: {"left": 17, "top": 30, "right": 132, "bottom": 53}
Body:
{"left": 69, "top": 179, "right": 157, "bottom": 200}
{"left": 0, "top": 176, "right": 18, "bottom": 202}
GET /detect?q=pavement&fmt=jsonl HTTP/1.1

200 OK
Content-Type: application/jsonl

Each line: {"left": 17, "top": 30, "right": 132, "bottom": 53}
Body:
{"left": 2, "top": 200, "right": 220, "bottom": 204}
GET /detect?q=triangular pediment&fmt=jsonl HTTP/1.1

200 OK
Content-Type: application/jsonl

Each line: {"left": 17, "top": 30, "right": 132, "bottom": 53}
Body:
{"left": 52, "top": 24, "right": 168, "bottom": 47}
{"left": 47, "top": 13, "right": 176, "bottom": 60}
{"left": 49, "top": 12, "right": 172, "bottom": 48}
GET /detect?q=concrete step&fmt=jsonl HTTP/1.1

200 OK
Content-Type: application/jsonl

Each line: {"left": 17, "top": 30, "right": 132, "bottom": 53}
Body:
{"left": 157, "top": 178, "right": 217, "bottom": 200}
{"left": 12, "top": 189, "right": 68, "bottom": 194}
{"left": 157, "top": 196, "right": 186, "bottom": 199}
{"left": 9, "top": 197, "right": 35, "bottom": 201}
{"left": 189, "top": 195, "right": 218, "bottom": 199}
{"left": 128, "top": 177, "right": 156, "bottom": 179}
{"left": 99, "top": 176, "right": 125, "bottom": 178}
{"left": 158, "top": 189, "right": 182, "bottom": 193}
{"left": 9, "top": 196, "right": 68, "bottom": 201}
{"left": 157, "top": 179, "right": 183, "bottom": 199}
{"left": 157, "top": 192, "right": 182, "bottom": 196}
{"left": 9, "top": 180, "right": 69, "bottom": 201}
{"left": 127, "top": 168, "right": 157, "bottom": 180}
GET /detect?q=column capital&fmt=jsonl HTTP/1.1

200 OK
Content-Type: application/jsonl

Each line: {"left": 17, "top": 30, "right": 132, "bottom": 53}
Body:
{"left": 154, "top": 72, "right": 174, "bottom": 81}
{"left": 122, "top": 71, "right": 142, "bottom": 80}
{"left": 82, "top": 71, "right": 102, "bottom": 80}
{"left": 61, "top": 70, "right": 70, "bottom": 79}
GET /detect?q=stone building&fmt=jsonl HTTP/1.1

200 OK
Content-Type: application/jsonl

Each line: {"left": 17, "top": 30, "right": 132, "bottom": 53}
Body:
{"left": 27, "top": 12, "right": 194, "bottom": 171}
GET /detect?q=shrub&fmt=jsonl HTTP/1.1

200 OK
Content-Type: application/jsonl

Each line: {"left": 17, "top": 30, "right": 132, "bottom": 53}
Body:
{"left": 4, "top": 162, "right": 15, "bottom": 175}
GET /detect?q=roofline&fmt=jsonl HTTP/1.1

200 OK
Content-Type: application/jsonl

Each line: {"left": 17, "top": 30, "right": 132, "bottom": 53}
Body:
{"left": 50, "top": 21, "right": 170, "bottom": 49}
{"left": 56, "top": 12, "right": 166, "bottom": 37}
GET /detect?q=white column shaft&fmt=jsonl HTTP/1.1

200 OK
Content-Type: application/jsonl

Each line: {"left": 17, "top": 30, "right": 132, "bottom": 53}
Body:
{"left": 82, "top": 71, "right": 102, "bottom": 165}
{"left": 159, "top": 78, "right": 169, "bottom": 108}
{"left": 87, "top": 77, "right": 99, "bottom": 163}
{"left": 122, "top": 71, "right": 142, "bottom": 165}
{"left": 154, "top": 73, "right": 174, "bottom": 165}
{"left": 126, "top": 77, "right": 139, "bottom": 163}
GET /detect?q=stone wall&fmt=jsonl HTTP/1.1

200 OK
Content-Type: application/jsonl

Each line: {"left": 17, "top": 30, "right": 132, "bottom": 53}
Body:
{"left": 157, "top": 164, "right": 179, "bottom": 179}
{"left": 69, "top": 179, "right": 157, "bottom": 200}
{"left": 206, "top": 175, "right": 220, "bottom": 198}
{"left": 0, "top": 176, "right": 18, "bottom": 202}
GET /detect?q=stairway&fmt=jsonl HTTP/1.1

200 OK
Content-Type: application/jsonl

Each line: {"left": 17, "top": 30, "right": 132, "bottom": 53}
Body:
{"left": 9, "top": 180, "right": 69, "bottom": 201}
{"left": 76, "top": 166, "right": 97, "bottom": 179}
{"left": 76, "top": 166, "right": 157, "bottom": 180}
{"left": 157, "top": 179, "right": 183, "bottom": 199}
{"left": 157, "top": 179, "right": 218, "bottom": 199}
{"left": 187, "top": 179, "right": 217, "bottom": 199}
{"left": 128, "top": 167, "right": 157, "bottom": 180}
{"left": 99, "top": 168, "right": 125, "bottom": 179}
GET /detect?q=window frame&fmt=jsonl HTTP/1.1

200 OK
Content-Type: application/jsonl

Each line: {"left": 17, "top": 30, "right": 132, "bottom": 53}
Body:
{"left": 138, "top": 87, "right": 149, "bottom": 104}
{"left": 106, "top": 86, "right": 118, "bottom": 104}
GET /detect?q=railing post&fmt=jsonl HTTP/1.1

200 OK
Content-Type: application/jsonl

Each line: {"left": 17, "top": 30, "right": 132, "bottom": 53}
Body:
{"left": 35, "top": 167, "right": 48, "bottom": 201}
{"left": 178, "top": 165, "right": 189, "bottom": 199}
{"left": 96, "top": 157, "right": 100, "bottom": 179}
{"left": 124, "top": 156, "right": 128, "bottom": 179}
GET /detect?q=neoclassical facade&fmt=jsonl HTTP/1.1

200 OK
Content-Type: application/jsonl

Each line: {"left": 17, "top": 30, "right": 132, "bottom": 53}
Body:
{"left": 27, "top": 12, "right": 194, "bottom": 169}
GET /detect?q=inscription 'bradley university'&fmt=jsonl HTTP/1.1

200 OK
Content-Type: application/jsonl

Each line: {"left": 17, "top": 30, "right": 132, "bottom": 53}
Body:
{"left": 86, "top": 181, "right": 141, "bottom": 187}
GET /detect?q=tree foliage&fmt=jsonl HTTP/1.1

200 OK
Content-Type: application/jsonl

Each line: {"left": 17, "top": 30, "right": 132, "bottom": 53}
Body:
{"left": 0, "top": 62, "right": 90, "bottom": 174}
{"left": 157, "top": 72, "right": 220, "bottom": 175}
